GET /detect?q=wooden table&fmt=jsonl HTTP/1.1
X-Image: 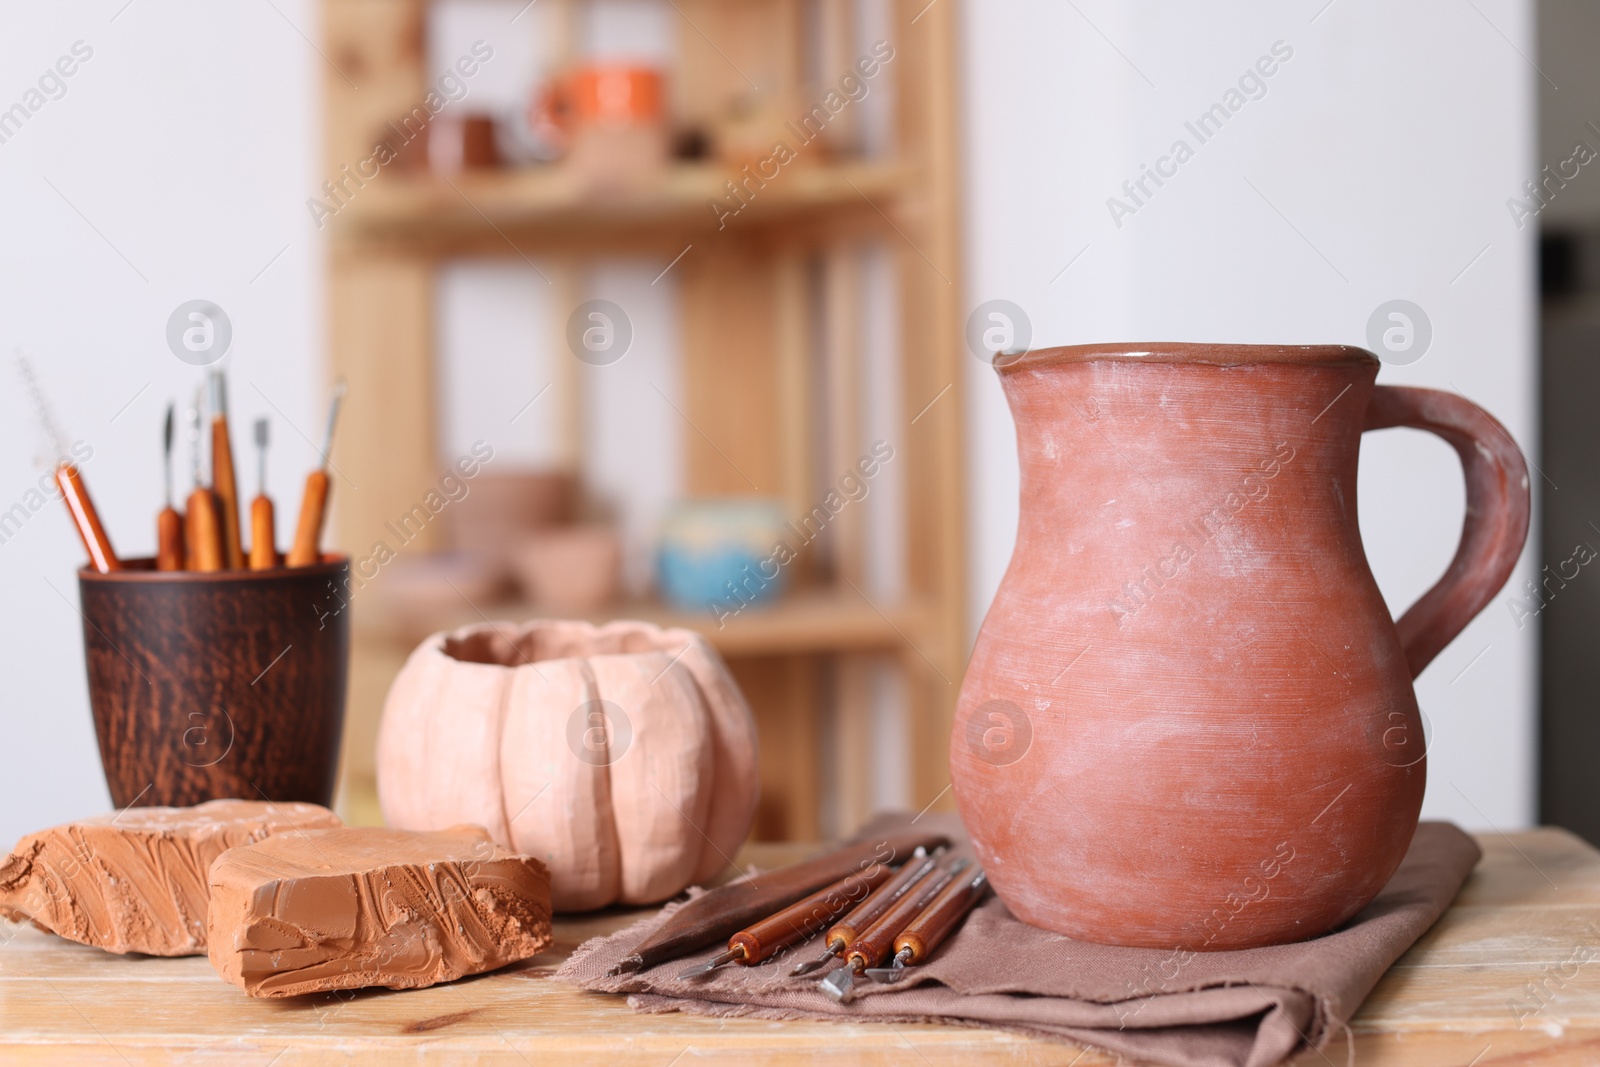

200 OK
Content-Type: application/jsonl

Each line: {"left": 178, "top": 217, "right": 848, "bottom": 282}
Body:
{"left": 3, "top": 831, "right": 1598, "bottom": 1065}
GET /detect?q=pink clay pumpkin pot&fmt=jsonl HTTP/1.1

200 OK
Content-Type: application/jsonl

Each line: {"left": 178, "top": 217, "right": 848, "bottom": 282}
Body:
{"left": 952, "top": 343, "right": 1530, "bottom": 950}
{"left": 377, "top": 619, "right": 759, "bottom": 911}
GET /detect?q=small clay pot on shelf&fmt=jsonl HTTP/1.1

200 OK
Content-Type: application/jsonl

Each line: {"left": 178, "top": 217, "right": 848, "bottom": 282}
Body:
{"left": 509, "top": 524, "right": 622, "bottom": 613}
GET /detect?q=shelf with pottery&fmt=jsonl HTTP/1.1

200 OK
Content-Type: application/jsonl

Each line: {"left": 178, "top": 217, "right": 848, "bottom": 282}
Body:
{"left": 323, "top": 0, "right": 967, "bottom": 843}
{"left": 327, "top": 160, "right": 918, "bottom": 248}
{"left": 355, "top": 586, "right": 934, "bottom": 659}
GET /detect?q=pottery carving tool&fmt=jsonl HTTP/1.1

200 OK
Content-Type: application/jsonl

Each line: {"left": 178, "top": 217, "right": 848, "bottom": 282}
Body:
{"left": 677, "top": 858, "right": 896, "bottom": 978}
{"left": 15, "top": 354, "right": 121, "bottom": 573}
{"left": 184, "top": 395, "right": 223, "bottom": 572}
{"left": 156, "top": 402, "right": 185, "bottom": 571}
{"left": 287, "top": 382, "right": 345, "bottom": 568}
{"left": 790, "top": 846, "right": 940, "bottom": 976}
{"left": 865, "top": 867, "right": 989, "bottom": 984}
{"left": 248, "top": 418, "right": 279, "bottom": 570}
{"left": 820, "top": 858, "right": 967, "bottom": 1004}
{"left": 607, "top": 830, "right": 949, "bottom": 977}
{"left": 207, "top": 370, "right": 244, "bottom": 569}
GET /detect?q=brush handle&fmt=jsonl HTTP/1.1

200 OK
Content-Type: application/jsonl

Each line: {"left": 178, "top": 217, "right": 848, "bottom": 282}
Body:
{"left": 728, "top": 862, "right": 892, "bottom": 965}
{"left": 611, "top": 830, "right": 949, "bottom": 975}
{"left": 211, "top": 417, "right": 244, "bottom": 569}
{"left": 287, "top": 470, "right": 329, "bottom": 567}
{"left": 844, "top": 861, "right": 961, "bottom": 971}
{"left": 56, "top": 464, "right": 121, "bottom": 574}
{"left": 824, "top": 851, "right": 937, "bottom": 950}
{"left": 892, "top": 870, "right": 987, "bottom": 966}
{"left": 157, "top": 506, "right": 185, "bottom": 572}
{"left": 184, "top": 488, "right": 223, "bottom": 572}
{"left": 249, "top": 495, "right": 279, "bottom": 570}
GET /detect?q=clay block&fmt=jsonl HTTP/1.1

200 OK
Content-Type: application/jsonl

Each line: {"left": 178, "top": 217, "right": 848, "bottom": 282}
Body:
{"left": 0, "top": 799, "right": 342, "bottom": 956}
{"left": 207, "top": 826, "right": 552, "bottom": 997}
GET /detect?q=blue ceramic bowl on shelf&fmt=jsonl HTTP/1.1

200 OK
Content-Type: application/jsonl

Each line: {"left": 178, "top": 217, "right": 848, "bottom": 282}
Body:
{"left": 656, "top": 498, "right": 789, "bottom": 614}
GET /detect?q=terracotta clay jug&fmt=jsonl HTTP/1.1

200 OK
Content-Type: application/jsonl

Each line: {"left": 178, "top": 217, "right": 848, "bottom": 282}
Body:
{"left": 952, "top": 343, "right": 1529, "bottom": 950}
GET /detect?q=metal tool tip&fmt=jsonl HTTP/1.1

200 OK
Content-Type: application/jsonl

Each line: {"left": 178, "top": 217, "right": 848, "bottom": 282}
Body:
{"left": 254, "top": 417, "right": 269, "bottom": 447}
{"left": 789, "top": 958, "right": 830, "bottom": 977}
{"left": 819, "top": 965, "right": 856, "bottom": 1004}
{"left": 607, "top": 955, "right": 643, "bottom": 977}
{"left": 207, "top": 367, "right": 228, "bottom": 413}
{"left": 678, "top": 948, "right": 739, "bottom": 979}
{"left": 866, "top": 947, "right": 913, "bottom": 984}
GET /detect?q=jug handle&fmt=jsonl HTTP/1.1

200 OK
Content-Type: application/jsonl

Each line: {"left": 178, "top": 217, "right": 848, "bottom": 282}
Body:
{"left": 1363, "top": 386, "right": 1531, "bottom": 678}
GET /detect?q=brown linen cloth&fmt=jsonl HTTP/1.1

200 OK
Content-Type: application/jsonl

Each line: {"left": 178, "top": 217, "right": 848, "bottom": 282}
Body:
{"left": 557, "top": 814, "right": 1480, "bottom": 1067}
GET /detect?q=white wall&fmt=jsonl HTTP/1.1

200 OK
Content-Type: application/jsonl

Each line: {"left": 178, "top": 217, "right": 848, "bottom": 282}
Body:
{"left": 0, "top": 0, "right": 1541, "bottom": 846}
{"left": 0, "top": 1, "right": 321, "bottom": 847}
{"left": 962, "top": 0, "right": 1539, "bottom": 828}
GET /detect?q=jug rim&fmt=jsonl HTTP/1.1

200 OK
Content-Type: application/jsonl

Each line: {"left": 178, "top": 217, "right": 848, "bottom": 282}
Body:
{"left": 993, "top": 342, "right": 1380, "bottom": 372}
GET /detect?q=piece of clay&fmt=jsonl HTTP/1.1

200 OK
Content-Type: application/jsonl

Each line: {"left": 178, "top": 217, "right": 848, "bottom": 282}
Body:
{"left": 0, "top": 799, "right": 341, "bottom": 956}
{"left": 207, "top": 825, "right": 552, "bottom": 997}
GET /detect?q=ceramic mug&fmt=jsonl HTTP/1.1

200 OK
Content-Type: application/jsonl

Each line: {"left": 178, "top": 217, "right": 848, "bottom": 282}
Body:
{"left": 531, "top": 64, "right": 669, "bottom": 188}
{"left": 78, "top": 557, "right": 350, "bottom": 808}
{"left": 534, "top": 65, "right": 665, "bottom": 134}
{"left": 952, "top": 343, "right": 1530, "bottom": 950}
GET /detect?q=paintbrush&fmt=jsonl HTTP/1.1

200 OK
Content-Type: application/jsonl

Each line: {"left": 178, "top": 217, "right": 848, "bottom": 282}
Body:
{"left": 16, "top": 354, "right": 121, "bottom": 573}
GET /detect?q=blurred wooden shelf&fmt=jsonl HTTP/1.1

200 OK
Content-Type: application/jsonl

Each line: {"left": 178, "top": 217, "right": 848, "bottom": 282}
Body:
{"left": 324, "top": 0, "right": 967, "bottom": 841}
{"left": 356, "top": 587, "right": 932, "bottom": 660}
{"left": 329, "top": 161, "right": 915, "bottom": 250}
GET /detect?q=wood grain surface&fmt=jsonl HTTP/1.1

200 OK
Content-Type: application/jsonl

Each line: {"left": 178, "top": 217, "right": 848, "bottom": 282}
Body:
{"left": 2, "top": 832, "right": 1598, "bottom": 1064}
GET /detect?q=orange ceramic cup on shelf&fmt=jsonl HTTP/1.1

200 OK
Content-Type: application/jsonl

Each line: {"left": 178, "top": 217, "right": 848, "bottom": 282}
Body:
{"left": 532, "top": 64, "right": 669, "bottom": 189}
{"left": 536, "top": 65, "right": 664, "bottom": 132}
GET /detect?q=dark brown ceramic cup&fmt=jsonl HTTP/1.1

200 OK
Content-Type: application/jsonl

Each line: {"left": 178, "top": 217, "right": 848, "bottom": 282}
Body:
{"left": 77, "top": 556, "right": 350, "bottom": 808}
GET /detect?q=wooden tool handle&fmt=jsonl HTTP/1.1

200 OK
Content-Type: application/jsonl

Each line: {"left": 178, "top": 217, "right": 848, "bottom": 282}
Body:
{"left": 612, "top": 830, "right": 949, "bottom": 974}
{"left": 287, "top": 469, "right": 329, "bottom": 567}
{"left": 56, "top": 464, "right": 121, "bottom": 573}
{"left": 156, "top": 507, "right": 185, "bottom": 572}
{"left": 729, "top": 861, "right": 892, "bottom": 965}
{"left": 185, "top": 488, "right": 223, "bottom": 572}
{"left": 893, "top": 870, "right": 988, "bottom": 965}
{"left": 825, "top": 851, "right": 936, "bottom": 949}
{"left": 211, "top": 417, "right": 244, "bottom": 569}
{"left": 845, "top": 861, "right": 961, "bottom": 970}
{"left": 249, "top": 495, "right": 279, "bottom": 570}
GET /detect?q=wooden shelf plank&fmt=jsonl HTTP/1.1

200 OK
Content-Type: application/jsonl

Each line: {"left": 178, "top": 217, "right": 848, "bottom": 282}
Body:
{"left": 329, "top": 161, "right": 915, "bottom": 246}
{"left": 355, "top": 586, "right": 930, "bottom": 659}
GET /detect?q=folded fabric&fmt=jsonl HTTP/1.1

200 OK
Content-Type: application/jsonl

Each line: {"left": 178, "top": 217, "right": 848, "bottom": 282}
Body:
{"left": 557, "top": 814, "right": 1480, "bottom": 1067}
